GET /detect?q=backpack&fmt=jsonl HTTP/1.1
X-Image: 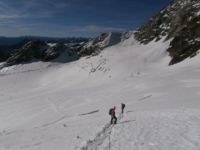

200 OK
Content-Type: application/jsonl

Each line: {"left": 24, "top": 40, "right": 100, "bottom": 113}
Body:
{"left": 109, "top": 108, "right": 113, "bottom": 115}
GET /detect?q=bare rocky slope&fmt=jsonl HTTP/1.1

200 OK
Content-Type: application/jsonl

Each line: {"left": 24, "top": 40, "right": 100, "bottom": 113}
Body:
{"left": 135, "top": 0, "right": 200, "bottom": 65}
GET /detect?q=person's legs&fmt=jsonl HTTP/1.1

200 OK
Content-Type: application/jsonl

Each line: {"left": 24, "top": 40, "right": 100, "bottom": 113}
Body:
{"left": 110, "top": 117, "right": 113, "bottom": 124}
{"left": 114, "top": 116, "right": 117, "bottom": 124}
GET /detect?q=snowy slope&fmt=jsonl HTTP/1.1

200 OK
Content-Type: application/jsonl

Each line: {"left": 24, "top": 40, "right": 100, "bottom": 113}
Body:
{"left": 0, "top": 35, "right": 200, "bottom": 150}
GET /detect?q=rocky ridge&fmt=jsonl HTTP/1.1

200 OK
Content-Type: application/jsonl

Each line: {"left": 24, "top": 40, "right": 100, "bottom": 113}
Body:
{"left": 135, "top": 0, "right": 200, "bottom": 65}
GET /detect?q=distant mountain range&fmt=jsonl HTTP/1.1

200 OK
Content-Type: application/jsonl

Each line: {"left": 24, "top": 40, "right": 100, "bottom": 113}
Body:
{"left": 1, "top": 0, "right": 200, "bottom": 67}
{"left": 0, "top": 36, "right": 89, "bottom": 46}
{"left": 0, "top": 32, "right": 125, "bottom": 68}
{"left": 0, "top": 36, "right": 89, "bottom": 64}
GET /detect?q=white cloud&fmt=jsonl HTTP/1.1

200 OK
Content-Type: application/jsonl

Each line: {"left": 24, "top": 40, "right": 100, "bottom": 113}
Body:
{"left": 0, "top": 14, "right": 23, "bottom": 19}
{"left": 0, "top": 2, "right": 22, "bottom": 19}
{"left": 70, "top": 25, "right": 125, "bottom": 33}
{"left": 0, "top": 0, "right": 57, "bottom": 22}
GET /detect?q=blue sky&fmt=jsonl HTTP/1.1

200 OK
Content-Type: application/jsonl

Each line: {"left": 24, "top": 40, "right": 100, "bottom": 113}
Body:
{"left": 0, "top": 0, "right": 173, "bottom": 37}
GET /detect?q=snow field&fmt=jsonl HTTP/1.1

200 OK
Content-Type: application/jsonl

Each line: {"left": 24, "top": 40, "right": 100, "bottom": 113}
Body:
{"left": 0, "top": 36, "right": 200, "bottom": 150}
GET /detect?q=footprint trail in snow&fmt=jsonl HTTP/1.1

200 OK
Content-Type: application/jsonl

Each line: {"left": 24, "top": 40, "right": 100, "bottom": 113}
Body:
{"left": 81, "top": 114, "right": 123, "bottom": 150}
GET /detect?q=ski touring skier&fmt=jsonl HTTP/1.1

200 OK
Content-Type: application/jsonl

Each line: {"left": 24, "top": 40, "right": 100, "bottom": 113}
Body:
{"left": 121, "top": 103, "right": 125, "bottom": 114}
{"left": 110, "top": 106, "right": 117, "bottom": 124}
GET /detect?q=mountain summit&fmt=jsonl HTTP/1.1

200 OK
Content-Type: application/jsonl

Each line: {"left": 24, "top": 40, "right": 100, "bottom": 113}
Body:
{"left": 135, "top": 0, "right": 200, "bottom": 64}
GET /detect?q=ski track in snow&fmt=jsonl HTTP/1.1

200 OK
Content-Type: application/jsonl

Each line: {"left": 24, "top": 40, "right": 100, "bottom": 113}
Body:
{"left": 80, "top": 114, "right": 123, "bottom": 150}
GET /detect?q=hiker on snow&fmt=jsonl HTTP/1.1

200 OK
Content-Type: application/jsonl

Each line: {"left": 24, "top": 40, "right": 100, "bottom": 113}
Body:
{"left": 110, "top": 106, "right": 117, "bottom": 124}
{"left": 121, "top": 103, "right": 125, "bottom": 114}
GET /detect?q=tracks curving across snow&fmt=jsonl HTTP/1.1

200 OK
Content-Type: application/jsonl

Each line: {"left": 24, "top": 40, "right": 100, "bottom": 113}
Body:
{"left": 80, "top": 114, "right": 123, "bottom": 150}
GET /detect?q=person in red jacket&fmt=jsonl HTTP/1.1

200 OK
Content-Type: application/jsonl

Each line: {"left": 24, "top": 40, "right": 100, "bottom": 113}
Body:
{"left": 110, "top": 106, "right": 117, "bottom": 124}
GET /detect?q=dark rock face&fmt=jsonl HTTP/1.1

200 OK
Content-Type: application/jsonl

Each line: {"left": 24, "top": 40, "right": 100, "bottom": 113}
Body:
{"left": 5, "top": 40, "right": 48, "bottom": 66}
{"left": 78, "top": 45, "right": 100, "bottom": 57}
{"left": 0, "top": 50, "right": 10, "bottom": 62}
{"left": 168, "top": 16, "right": 200, "bottom": 64}
{"left": 0, "top": 41, "right": 29, "bottom": 63}
{"left": 135, "top": 0, "right": 200, "bottom": 65}
{"left": 43, "top": 43, "right": 66, "bottom": 61}
{"left": 0, "top": 37, "right": 88, "bottom": 68}
{"left": 3, "top": 41, "right": 77, "bottom": 67}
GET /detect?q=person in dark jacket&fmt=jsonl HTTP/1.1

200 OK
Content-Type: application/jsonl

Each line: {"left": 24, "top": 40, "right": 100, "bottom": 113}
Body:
{"left": 121, "top": 103, "right": 125, "bottom": 114}
{"left": 110, "top": 106, "right": 117, "bottom": 124}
